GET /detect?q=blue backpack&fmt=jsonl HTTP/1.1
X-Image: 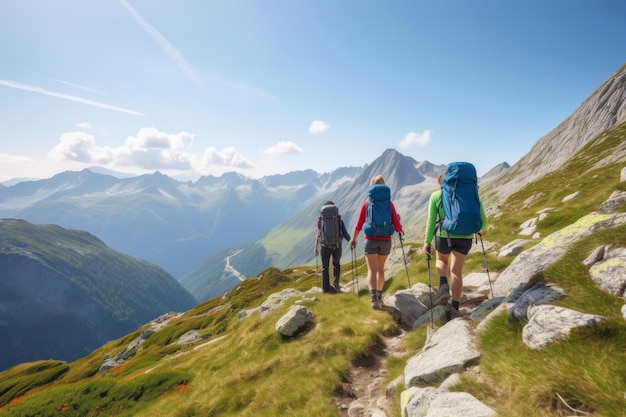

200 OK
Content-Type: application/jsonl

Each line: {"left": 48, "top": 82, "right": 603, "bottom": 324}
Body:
{"left": 364, "top": 184, "right": 395, "bottom": 237}
{"left": 439, "top": 162, "right": 482, "bottom": 235}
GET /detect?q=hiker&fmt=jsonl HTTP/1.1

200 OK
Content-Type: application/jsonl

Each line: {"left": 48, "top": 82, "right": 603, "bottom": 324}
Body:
{"left": 314, "top": 201, "right": 351, "bottom": 293}
{"left": 349, "top": 175, "right": 403, "bottom": 309}
{"left": 422, "top": 164, "right": 488, "bottom": 317}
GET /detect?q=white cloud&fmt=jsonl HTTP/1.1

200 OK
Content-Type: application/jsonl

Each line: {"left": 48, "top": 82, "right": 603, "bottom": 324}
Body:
{"left": 0, "top": 79, "right": 144, "bottom": 116}
{"left": 262, "top": 141, "right": 304, "bottom": 157}
{"left": 399, "top": 130, "right": 432, "bottom": 148}
{"left": 308, "top": 120, "right": 330, "bottom": 134}
{"left": 48, "top": 132, "right": 114, "bottom": 164}
{"left": 47, "top": 128, "right": 254, "bottom": 174}
{"left": 198, "top": 146, "right": 254, "bottom": 169}
{"left": 116, "top": 128, "right": 194, "bottom": 170}
{"left": 76, "top": 122, "right": 92, "bottom": 129}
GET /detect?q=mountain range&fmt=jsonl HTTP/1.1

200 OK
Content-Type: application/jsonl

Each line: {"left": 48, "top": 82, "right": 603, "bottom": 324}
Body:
{"left": 2, "top": 65, "right": 626, "bottom": 304}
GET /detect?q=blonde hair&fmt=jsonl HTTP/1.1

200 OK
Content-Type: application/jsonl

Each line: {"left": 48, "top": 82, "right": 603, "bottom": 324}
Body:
{"left": 370, "top": 175, "right": 385, "bottom": 185}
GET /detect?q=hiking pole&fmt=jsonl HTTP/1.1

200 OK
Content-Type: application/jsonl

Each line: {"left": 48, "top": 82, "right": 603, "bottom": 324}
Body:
{"left": 478, "top": 234, "right": 494, "bottom": 299}
{"left": 426, "top": 254, "right": 434, "bottom": 329}
{"left": 315, "top": 254, "right": 321, "bottom": 290}
{"left": 398, "top": 233, "right": 411, "bottom": 288}
{"left": 351, "top": 247, "right": 357, "bottom": 296}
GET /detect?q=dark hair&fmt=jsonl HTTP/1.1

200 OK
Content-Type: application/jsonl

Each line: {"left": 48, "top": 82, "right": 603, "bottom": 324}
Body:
{"left": 323, "top": 201, "right": 334, "bottom": 205}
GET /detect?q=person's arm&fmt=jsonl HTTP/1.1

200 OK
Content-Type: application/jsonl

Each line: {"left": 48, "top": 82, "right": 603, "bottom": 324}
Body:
{"left": 349, "top": 202, "right": 366, "bottom": 248}
{"left": 423, "top": 191, "right": 439, "bottom": 256}
{"left": 314, "top": 219, "right": 321, "bottom": 256}
{"left": 341, "top": 220, "right": 351, "bottom": 242}
{"left": 478, "top": 201, "right": 488, "bottom": 236}
{"left": 391, "top": 202, "right": 403, "bottom": 234}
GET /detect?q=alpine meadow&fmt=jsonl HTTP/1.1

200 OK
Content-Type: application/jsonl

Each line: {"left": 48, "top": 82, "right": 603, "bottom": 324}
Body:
{"left": 0, "top": 65, "right": 625, "bottom": 416}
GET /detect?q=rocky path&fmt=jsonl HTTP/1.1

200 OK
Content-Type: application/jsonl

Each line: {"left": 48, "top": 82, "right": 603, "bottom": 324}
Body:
{"left": 334, "top": 321, "right": 407, "bottom": 417}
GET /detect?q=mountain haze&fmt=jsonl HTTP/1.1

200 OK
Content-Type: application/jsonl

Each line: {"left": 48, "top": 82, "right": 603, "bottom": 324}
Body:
{"left": 0, "top": 168, "right": 356, "bottom": 278}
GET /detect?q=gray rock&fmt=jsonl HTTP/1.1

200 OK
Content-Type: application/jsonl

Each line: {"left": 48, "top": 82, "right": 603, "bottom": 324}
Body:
{"left": 426, "top": 392, "right": 496, "bottom": 417}
{"left": 583, "top": 245, "right": 606, "bottom": 266}
{"left": 498, "top": 239, "right": 531, "bottom": 257}
{"left": 508, "top": 283, "right": 564, "bottom": 321}
{"left": 493, "top": 210, "right": 626, "bottom": 298}
{"left": 597, "top": 190, "right": 626, "bottom": 214}
{"left": 562, "top": 191, "right": 580, "bottom": 202}
{"left": 385, "top": 289, "right": 429, "bottom": 328}
{"left": 405, "top": 319, "right": 480, "bottom": 386}
{"left": 522, "top": 305, "right": 605, "bottom": 350}
{"left": 588, "top": 246, "right": 626, "bottom": 296}
{"left": 275, "top": 305, "right": 313, "bottom": 337}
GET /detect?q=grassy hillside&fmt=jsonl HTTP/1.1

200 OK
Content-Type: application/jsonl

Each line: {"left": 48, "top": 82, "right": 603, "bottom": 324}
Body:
{"left": 0, "top": 220, "right": 197, "bottom": 370}
{"left": 1, "top": 123, "right": 625, "bottom": 416}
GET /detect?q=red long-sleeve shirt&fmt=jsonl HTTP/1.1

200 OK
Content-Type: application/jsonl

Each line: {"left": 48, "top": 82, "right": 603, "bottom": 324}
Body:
{"left": 353, "top": 200, "right": 403, "bottom": 240}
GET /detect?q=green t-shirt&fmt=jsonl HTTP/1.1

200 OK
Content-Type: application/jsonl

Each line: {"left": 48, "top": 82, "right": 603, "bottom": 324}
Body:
{"left": 423, "top": 189, "right": 487, "bottom": 244}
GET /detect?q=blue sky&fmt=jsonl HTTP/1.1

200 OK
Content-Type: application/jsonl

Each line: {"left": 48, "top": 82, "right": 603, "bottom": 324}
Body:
{"left": 1, "top": 0, "right": 624, "bottom": 182}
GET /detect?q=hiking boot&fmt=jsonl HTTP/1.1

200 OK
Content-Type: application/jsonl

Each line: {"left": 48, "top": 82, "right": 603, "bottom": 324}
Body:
{"left": 445, "top": 304, "right": 460, "bottom": 322}
{"left": 333, "top": 283, "right": 341, "bottom": 293}
{"left": 377, "top": 293, "right": 386, "bottom": 308}
{"left": 371, "top": 299, "right": 382, "bottom": 310}
{"left": 433, "top": 284, "right": 450, "bottom": 306}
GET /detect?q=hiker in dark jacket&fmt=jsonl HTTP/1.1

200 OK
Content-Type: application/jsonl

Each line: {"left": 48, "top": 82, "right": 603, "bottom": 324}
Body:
{"left": 314, "top": 201, "right": 351, "bottom": 293}
{"left": 423, "top": 172, "right": 487, "bottom": 316}
{"left": 349, "top": 175, "right": 403, "bottom": 309}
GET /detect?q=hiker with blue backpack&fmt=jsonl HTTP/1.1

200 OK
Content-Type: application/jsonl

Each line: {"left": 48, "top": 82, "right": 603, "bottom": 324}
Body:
{"left": 314, "top": 201, "right": 351, "bottom": 293}
{"left": 423, "top": 162, "right": 488, "bottom": 319}
{"left": 349, "top": 175, "right": 403, "bottom": 310}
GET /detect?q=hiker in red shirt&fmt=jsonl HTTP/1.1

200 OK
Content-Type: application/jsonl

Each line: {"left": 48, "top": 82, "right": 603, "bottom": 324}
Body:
{"left": 349, "top": 175, "right": 403, "bottom": 309}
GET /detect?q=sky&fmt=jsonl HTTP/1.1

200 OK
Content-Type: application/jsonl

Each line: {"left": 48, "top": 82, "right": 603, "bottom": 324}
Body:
{"left": 1, "top": 0, "right": 625, "bottom": 183}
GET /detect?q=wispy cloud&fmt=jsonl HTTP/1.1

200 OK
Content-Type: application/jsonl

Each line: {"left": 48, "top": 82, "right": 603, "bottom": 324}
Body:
{"left": 309, "top": 120, "right": 330, "bottom": 134}
{"left": 0, "top": 79, "right": 144, "bottom": 116}
{"left": 120, "top": 0, "right": 202, "bottom": 86}
{"left": 0, "top": 153, "right": 35, "bottom": 164}
{"left": 34, "top": 75, "right": 107, "bottom": 95}
{"left": 399, "top": 130, "right": 432, "bottom": 148}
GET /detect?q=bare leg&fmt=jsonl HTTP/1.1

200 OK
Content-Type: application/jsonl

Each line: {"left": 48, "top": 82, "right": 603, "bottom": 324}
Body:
{"left": 376, "top": 255, "right": 387, "bottom": 291}
{"left": 448, "top": 250, "right": 467, "bottom": 302}
{"left": 365, "top": 253, "right": 379, "bottom": 290}
{"left": 436, "top": 252, "right": 450, "bottom": 279}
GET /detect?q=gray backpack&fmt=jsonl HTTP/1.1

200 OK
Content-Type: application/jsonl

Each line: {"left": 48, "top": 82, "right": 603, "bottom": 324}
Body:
{"left": 319, "top": 204, "right": 342, "bottom": 248}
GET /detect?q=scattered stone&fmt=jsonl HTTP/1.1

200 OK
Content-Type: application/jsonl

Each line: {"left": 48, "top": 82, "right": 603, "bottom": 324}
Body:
{"left": 562, "top": 191, "right": 580, "bottom": 202}
{"left": 275, "top": 305, "right": 313, "bottom": 336}
{"left": 522, "top": 305, "right": 605, "bottom": 350}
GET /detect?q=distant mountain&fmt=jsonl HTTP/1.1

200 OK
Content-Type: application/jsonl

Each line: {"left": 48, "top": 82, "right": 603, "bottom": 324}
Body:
{"left": 0, "top": 219, "right": 197, "bottom": 371}
{"left": 182, "top": 150, "right": 447, "bottom": 301}
{"left": 480, "top": 162, "right": 510, "bottom": 182}
{"left": 0, "top": 167, "right": 363, "bottom": 278}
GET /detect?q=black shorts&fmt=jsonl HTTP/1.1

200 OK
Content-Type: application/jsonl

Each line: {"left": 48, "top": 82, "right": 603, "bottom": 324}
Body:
{"left": 435, "top": 236, "right": 473, "bottom": 255}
